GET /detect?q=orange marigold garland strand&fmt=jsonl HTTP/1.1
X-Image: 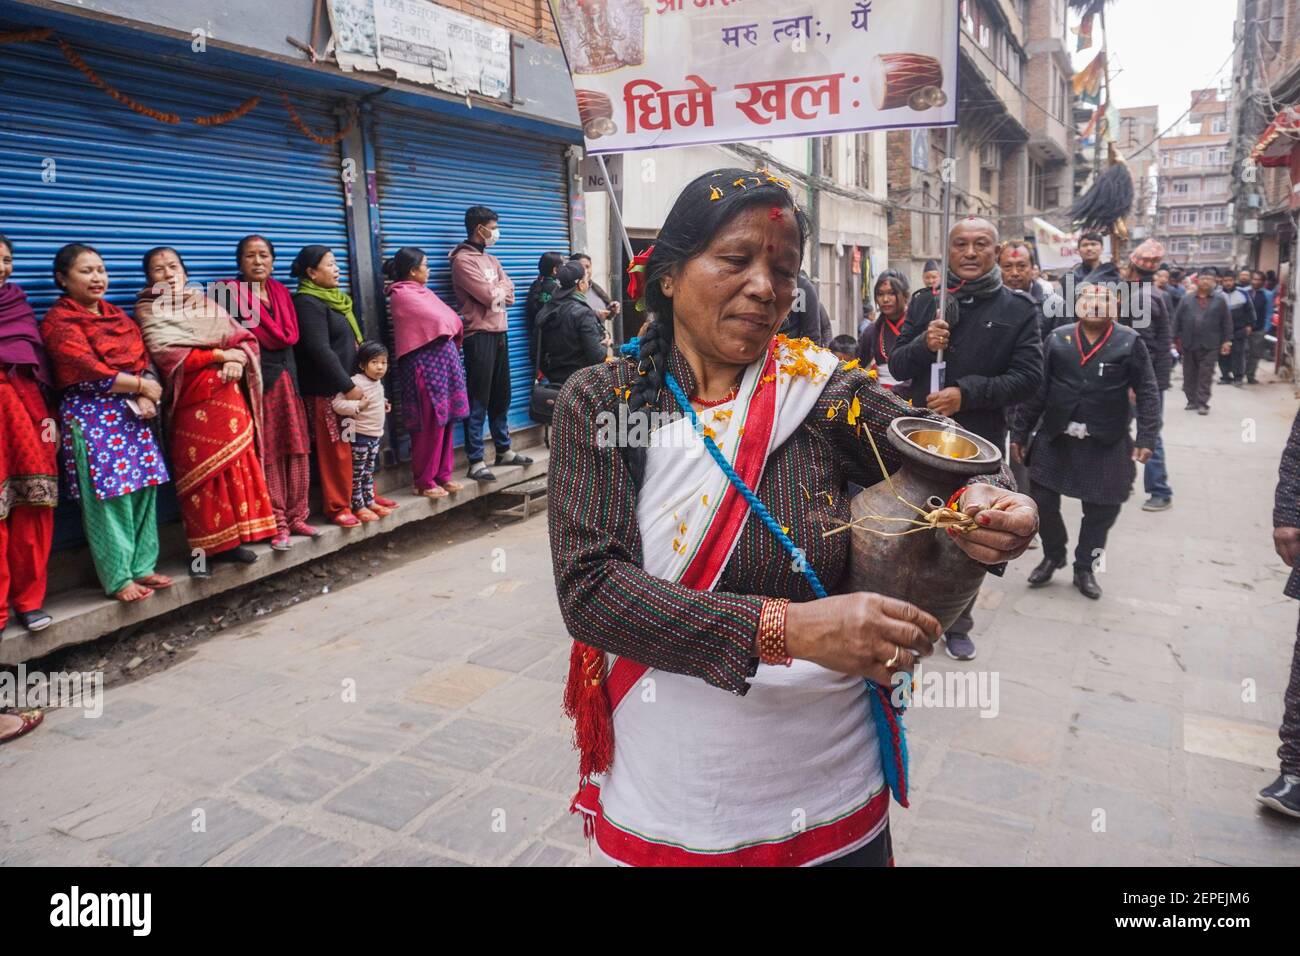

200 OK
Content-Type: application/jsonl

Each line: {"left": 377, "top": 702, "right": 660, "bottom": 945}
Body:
{"left": 56, "top": 38, "right": 180, "bottom": 124}
{"left": 194, "top": 95, "right": 260, "bottom": 127}
{"left": 280, "top": 89, "right": 353, "bottom": 145}
{"left": 0, "top": 28, "right": 54, "bottom": 44}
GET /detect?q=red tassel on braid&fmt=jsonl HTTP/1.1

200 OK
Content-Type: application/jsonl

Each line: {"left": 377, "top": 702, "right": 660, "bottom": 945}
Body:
{"left": 563, "top": 641, "right": 614, "bottom": 782}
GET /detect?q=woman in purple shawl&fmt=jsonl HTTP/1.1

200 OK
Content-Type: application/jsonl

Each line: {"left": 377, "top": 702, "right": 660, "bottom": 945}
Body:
{"left": 0, "top": 234, "right": 57, "bottom": 645}
{"left": 383, "top": 247, "right": 469, "bottom": 499}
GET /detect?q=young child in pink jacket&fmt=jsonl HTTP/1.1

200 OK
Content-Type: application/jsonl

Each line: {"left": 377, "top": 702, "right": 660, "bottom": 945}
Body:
{"left": 332, "top": 341, "right": 397, "bottom": 521}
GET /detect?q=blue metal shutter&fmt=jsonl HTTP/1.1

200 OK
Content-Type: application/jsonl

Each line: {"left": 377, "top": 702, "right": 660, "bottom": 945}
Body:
{"left": 0, "top": 37, "right": 351, "bottom": 314}
{"left": 370, "top": 107, "right": 571, "bottom": 431}
{"left": 0, "top": 35, "right": 352, "bottom": 547}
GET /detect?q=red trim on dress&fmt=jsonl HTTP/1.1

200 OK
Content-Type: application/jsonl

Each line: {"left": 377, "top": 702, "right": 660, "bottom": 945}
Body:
{"left": 574, "top": 779, "right": 889, "bottom": 867}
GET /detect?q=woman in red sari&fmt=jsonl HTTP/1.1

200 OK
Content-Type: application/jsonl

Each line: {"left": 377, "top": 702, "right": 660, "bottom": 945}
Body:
{"left": 0, "top": 234, "right": 57, "bottom": 637}
{"left": 213, "top": 236, "right": 318, "bottom": 550}
{"left": 136, "top": 247, "right": 276, "bottom": 574}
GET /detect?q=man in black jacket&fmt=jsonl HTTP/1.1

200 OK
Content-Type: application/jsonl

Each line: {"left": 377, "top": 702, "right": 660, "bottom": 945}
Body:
{"left": 889, "top": 218, "right": 1043, "bottom": 450}
{"left": 1072, "top": 232, "right": 1105, "bottom": 287}
{"left": 1011, "top": 284, "right": 1160, "bottom": 600}
{"left": 1119, "top": 240, "right": 1175, "bottom": 511}
{"left": 1172, "top": 268, "right": 1233, "bottom": 414}
{"left": 535, "top": 261, "right": 608, "bottom": 387}
{"left": 888, "top": 218, "right": 1043, "bottom": 661}
{"left": 1218, "top": 270, "right": 1253, "bottom": 386}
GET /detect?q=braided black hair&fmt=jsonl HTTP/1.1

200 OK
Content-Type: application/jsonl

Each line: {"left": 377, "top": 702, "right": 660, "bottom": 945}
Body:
{"left": 627, "top": 167, "right": 808, "bottom": 413}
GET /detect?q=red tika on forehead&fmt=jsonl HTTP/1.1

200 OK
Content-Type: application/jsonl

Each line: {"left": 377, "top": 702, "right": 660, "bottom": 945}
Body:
{"left": 769, "top": 206, "right": 784, "bottom": 220}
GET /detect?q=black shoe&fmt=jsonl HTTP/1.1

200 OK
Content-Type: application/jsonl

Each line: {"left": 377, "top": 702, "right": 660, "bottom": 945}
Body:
{"left": 1197, "top": 405, "right": 1210, "bottom": 416}
{"left": 1184, "top": 402, "right": 1198, "bottom": 411}
{"left": 468, "top": 461, "right": 496, "bottom": 482}
{"left": 16, "top": 608, "right": 52, "bottom": 632}
{"left": 1073, "top": 569, "right": 1102, "bottom": 599}
{"left": 1141, "top": 496, "right": 1172, "bottom": 512}
{"left": 1027, "top": 556, "right": 1065, "bottom": 587}
{"left": 495, "top": 449, "right": 533, "bottom": 467}
{"left": 214, "top": 546, "right": 259, "bottom": 565}
{"left": 1247, "top": 377, "right": 1260, "bottom": 385}
{"left": 1218, "top": 377, "right": 1232, "bottom": 385}
{"left": 944, "top": 632, "right": 977, "bottom": 661}
{"left": 189, "top": 565, "right": 212, "bottom": 579}
{"left": 1257, "top": 774, "right": 1300, "bottom": 819}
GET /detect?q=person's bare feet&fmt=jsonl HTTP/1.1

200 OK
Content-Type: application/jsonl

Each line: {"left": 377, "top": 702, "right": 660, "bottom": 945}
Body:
{"left": 135, "top": 573, "right": 172, "bottom": 589}
{"left": 113, "top": 582, "right": 153, "bottom": 603}
{"left": 439, "top": 480, "right": 465, "bottom": 493}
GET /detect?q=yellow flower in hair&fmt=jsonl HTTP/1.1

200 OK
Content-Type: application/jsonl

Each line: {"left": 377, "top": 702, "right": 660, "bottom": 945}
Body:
{"left": 709, "top": 186, "right": 723, "bottom": 201}
{"left": 867, "top": 367, "right": 878, "bottom": 380}
{"left": 840, "top": 358, "right": 860, "bottom": 371}
{"left": 733, "top": 178, "right": 747, "bottom": 188}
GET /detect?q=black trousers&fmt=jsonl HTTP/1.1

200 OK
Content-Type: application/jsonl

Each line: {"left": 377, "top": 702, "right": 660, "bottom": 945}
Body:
{"left": 1217, "top": 332, "right": 1247, "bottom": 381}
{"left": 817, "top": 823, "right": 892, "bottom": 867}
{"left": 1282, "top": 614, "right": 1300, "bottom": 776}
{"left": 1031, "top": 482, "right": 1121, "bottom": 572}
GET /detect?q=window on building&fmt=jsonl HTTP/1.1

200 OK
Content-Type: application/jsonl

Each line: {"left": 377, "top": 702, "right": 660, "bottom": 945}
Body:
{"left": 854, "top": 133, "right": 872, "bottom": 189}
{"left": 1172, "top": 181, "right": 1191, "bottom": 195}
{"left": 1028, "top": 159, "right": 1045, "bottom": 209}
{"left": 820, "top": 137, "right": 834, "bottom": 178}
{"left": 1211, "top": 116, "right": 1227, "bottom": 134}
{"left": 1045, "top": 185, "right": 1060, "bottom": 209}
{"left": 1203, "top": 207, "right": 1225, "bottom": 225}
{"left": 980, "top": 167, "right": 994, "bottom": 194}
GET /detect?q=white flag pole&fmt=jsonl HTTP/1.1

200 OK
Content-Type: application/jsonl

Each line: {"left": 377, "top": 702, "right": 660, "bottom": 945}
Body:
{"left": 596, "top": 154, "right": 635, "bottom": 261}
{"left": 931, "top": 125, "right": 957, "bottom": 395}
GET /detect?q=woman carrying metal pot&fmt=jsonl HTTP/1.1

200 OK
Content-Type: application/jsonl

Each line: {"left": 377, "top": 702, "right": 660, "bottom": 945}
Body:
{"left": 546, "top": 168, "right": 1038, "bottom": 867}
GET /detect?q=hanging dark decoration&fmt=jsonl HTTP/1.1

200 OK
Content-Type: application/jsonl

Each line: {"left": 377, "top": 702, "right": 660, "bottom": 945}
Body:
{"left": 1067, "top": 162, "right": 1133, "bottom": 235}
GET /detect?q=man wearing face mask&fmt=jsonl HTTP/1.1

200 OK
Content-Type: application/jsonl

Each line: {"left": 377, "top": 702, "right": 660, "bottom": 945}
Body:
{"left": 451, "top": 205, "right": 533, "bottom": 482}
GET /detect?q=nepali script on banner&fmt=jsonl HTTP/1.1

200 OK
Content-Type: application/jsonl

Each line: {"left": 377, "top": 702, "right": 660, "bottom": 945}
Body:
{"left": 548, "top": 0, "right": 959, "bottom": 155}
{"left": 327, "top": 0, "right": 511, "bottom": 98}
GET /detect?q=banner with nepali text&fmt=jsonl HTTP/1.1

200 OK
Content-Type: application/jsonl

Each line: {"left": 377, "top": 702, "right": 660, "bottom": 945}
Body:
{"left": 548, "top": 0, "right": 959, "bottom": 155}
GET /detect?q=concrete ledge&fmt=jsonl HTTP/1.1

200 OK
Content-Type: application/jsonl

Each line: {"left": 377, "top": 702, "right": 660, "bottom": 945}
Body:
{"left": 0, "top": 453, "right": 550, "bottom": 666}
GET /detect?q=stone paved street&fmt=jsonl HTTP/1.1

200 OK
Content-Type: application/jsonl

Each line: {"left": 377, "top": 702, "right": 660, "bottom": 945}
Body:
{"left": 3, "top": 373, "right": 1300, "bottom": 866}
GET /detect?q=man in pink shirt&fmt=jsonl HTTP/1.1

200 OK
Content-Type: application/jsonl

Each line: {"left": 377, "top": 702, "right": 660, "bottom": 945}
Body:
{"left": 450, "top": 205, "right": 532, "bottom": 481}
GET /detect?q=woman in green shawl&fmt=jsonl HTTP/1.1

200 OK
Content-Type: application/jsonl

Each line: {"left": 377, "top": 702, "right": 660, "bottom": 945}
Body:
{"left": 290, "top": 245, "right": 365, "bottom": 527}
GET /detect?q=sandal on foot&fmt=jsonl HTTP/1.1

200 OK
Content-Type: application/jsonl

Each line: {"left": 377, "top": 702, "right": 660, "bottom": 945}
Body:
{"left": 134, "top": 573, "right": 173, "bottom": 589}
{"left": 415, "top": 485, "right": 449, "bottom": 499}
{"left": 113, "top": 582, "right": 154, "bottom": 603}
{"left": 373, "top": 495, "right": 398, "bottom": 508}
{"left": 0, "top": 709, "right": 43, "bottom": 744}
{"left": 270, "top": 534, "right": 293, "bottom": 551}
{"left": 354, "top": 507, "right": 380, "bottom": 522}
{"left": 289, "top": 521, "right": 322, "bottom": 538}
{"left": 369, "top": 503, "right": 393, "bottom": 517}
{"left": 438, "top": 480, "right": 465, "bottom": 493}
{"left": 333, "top": 512, "right": 360, "bottom": 528}
{"left": 16, "top": 609, "right": 53, "bottom": 632}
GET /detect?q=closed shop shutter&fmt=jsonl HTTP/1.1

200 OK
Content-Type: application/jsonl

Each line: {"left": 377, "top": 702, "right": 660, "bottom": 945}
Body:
{"left": 0, "top": 33, "right": 352, "bottom": 546}
{"left": 371, "top": 106, "right": 572, "bottom": 433}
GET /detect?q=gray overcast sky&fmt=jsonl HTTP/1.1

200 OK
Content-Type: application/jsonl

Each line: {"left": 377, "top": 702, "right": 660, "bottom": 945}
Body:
{"left": 1069, "top": 0, "right": 1238, "bottom": 137}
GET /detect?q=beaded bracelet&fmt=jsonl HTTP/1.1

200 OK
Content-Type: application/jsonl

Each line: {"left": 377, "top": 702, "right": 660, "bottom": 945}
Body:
{"left": 757, "top": 597, "right": 792, "bottom": 666}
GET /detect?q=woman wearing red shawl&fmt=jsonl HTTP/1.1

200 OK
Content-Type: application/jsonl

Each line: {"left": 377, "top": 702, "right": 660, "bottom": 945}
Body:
{"left": 137, "top": 247, "right": 276, "bottom": 572}
{"left": 0, "top": 235, "right": 56, "bottom": 636}
{"left": 383, "top": 247, "right": 470, "bottom": 499}
{"left": 213, "top": 235, "right": 317, "bottom": 550}
{"left": 858, "top": 272, "right": 911, "bottom": 392}
{"left": 41, "top": 244, "right": 171, "bottom": 603}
